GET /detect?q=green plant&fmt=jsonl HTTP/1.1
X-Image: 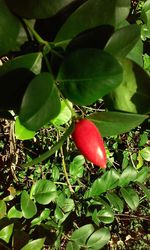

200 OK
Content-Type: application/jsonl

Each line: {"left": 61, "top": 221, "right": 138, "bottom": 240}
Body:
{"left": 0, "top": 0, "right": 150, "bottom": 249}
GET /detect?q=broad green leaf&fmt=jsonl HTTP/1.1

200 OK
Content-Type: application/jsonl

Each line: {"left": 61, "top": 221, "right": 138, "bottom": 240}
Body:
{"left": 19, "top": 72, "right": 61, "bottom": 131}
{"left": 70, "top": 224, "right": 94, "bottom": 246}
{"left": 119, "top": 166, "right": 137, "bottom": 187}
{"left": 8, "top": 206, "right": 22, "bottom": 219}
{"left": 21, "top": 238, "right": 45, "bottom": 250}
{"left": 51, "top": 100, "right": 72, "bottom": 126}
{"left": 55, "top": 206, "right": 64, "bottom": 220}
{"left": 106, "top": 193, "right": 124, "bottom": 213}
{"left": 15, "top": 117, "right": 36, "bottom": 140}
{"left": 104, "top": 59, "right": 150, "bottom": 114}
{"left": 139, "top": 133, "right": 148, "bottom": 147}
{"left": 32, "top": 180, "right": 57, "bottom": 205}
{"left": 136, "top": 167, "right": 149, "bottom": 183}
{"left": 21, "top": 190, "right": 37, "bottom": 219}
{"left": 66, "top": 241, "right": 80, "bottom": 250}
{"left": 87, "top": 227, "right": 110, "bottom": 250}
{"left": 88, "top": 111, "right": 147, "bottom": 137}
{"left": 0, "top": 224, "right": 13, "bottom": 243}
{"left": 55, "top": 0, "right": 130, "bottom": 44}
{"left": 6, "top": 0, "right": 74, "bottom": 18}
{"left": 97, "top": 209, "right": 114, "bottom": 224}
{"left": 140, "top": 147, "right": 150, "bottom": 161}
{"left": 0, "top": 0, "right": 20, "bottom": 55}
{"left": 69, "top": 155, "right": 85, "bottom": 180}
{"left": 0, "top": 52, "right": 42, "bottom": 76}
{"left": 57, "top": 49, "right": 123, "bottom": 106}
{"left": 0, "top": 53, "right": 42, "bottom": 111}
{"left": 0, "top": 200, "right": 6, "bottom": 219}
{"left": 121, "top": 187, "right": 139, "bottom": 210}
{"left": 105, "top": 24, "right": 141, "bottom": 57}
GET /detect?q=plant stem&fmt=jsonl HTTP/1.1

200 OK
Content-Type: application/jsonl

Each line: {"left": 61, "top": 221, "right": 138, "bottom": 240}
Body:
{"left": 60, "top": 146, "right": 74, "bottom": 193}
{"left": 21, "top": 123, "right": 74, "bottom": 168}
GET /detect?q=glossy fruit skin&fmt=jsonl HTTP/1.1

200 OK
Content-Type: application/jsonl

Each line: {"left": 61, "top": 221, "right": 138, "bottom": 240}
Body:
{"left": 72, "top": 119, "right": 106, "bottom": 168}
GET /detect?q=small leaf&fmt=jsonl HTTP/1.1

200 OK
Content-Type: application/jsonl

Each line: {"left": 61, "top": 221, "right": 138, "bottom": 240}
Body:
{"left": 119, "top": 166, "right": 137, "bottom": 187}
{"left": 87, "top": 227, "right": 110, "bottom": 250}
{"left": 102, "top": 169, "right": 120, "bottom": 190}
{"left": 19, "top": 72, "right": 61, "bottom": 131}
{"left": 106, "top": 193, "right": 124, "bottom": 213}
{"left": 70, "top": 224, "right": 94, "bottom": 246}
{"left": 88, "top": 111, "right": 147, "bottom": 137}
{"left": 0, "top": 200, "right": 6, "bottom": 219}
{"left": 69, "top": 155, "right": 85, "bottom": 180}
{"left": 57, "top": 49, "right": 123, "bottom": 106}
{"left": 140, "top": 147, "right": 150, "bottom": 161}
{"left": 89, "top": 178, "right": 107, "bottom": 197}
{"left": 8, "top": 206, "right": 22, "bottom": 219}
{"left": 32, "top": 180, "right": 57, "bottom": 205}
{"left": 0, "top": 224, "right": 14, "bottom": 243}
{"left": 21, "top": 238, "right": 45, "bottom": 250}
{"left": 121, "top": 187, "right": 139, "bottom": 210}
{"left": 60, "top": 198, "right": 75, "bottom": 213}
{"left": 21, "top": 190, "right": 37, "bottom": 219}
{"left": 66, "top": 241, "right": 80, "bottom": 250}
{"left": 97, "top": 208, "right": 114, "bottom": 224}
{"left": 15, "top": 117, "right": 36, "bottom": 140}
{"left": 136, "top": 167, "right": 149, "bottom": 183}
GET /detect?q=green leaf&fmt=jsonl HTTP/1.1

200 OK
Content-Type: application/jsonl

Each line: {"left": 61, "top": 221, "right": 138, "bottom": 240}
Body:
{"left": 97, "top": 208, "right": 114, "bottom": 224}
{"left": 55, "top": 0, "right": 130, "bottom": 44}
{"left": 57, "top": 49, "right": 123, "bottom": 106}
{"left": 21, "top": 238, "right": 45, "bottom": 250}
{"left": 66, "top": 241, "right": 80, "bottom": 250}
{"left": 138, "top": 183, "right": 150, "bottom": 200}
{"left": 6, "top": 0, "right": 74, "bottom": 18}
{"left": 0, "top": 200, "right": 6, "bottom": 219}
{"left": 0, "top": 0, "right": 20, "bottom": 55}
{"left": 19, "top": 72, "right": 61, "bottom": 131}
{"left": 87, "top": 227, "right": 110, "bottom": 250}
{"left": 106, "top": 193, "right": 124, "bottom": 213}
{"left": 138, "top": 133, "right": 148, "bottom": 147}
{"left": 0, "top": 52, "right": 42, "bottom": 76}
{"left": 0, "top": 224, "right": 14, "bottom": 243}
{"left": 104, "top": 59, "right": 150, "bottom": 114}
{"left": 55, "top": 206, "right": 64, "bottom": 220}
{"left": 88, "top": 111, "right": 147, "bottom": 137}
{"left": 52, "top": 166, "right": 60, "bottom": 181}
{"left": 0, "top": 53, "right": 42, "bottom": 111}
{"left": 70, "top": 224, "right": 95, "bottom": 246}
{"left": 21, "top": 190, "right": 37, "bottom": 219}
{"left": 69, "top": 155, "right": 85, "bottom": 180}
{"left": 136, "top": 167, "right": 149, "bottom": 183}
{"left": 15, "top": 117, "right": 36, "bottom": 140}
{"left": 119, "top": 166, "right": 137, "bottom": 187}
{"left": 59, "top": 198, "right": 75, "bottom": 213}
{"left": 105, "top": 24, "right": 141, "bottom": 57}
{"left": 89, "top": 178, "right": 107, "bottom": 197}
{"left": 140, "top": 147, "right": 150, "bottom": 161}
{"left": 121, "top": 187, "right": 139, "bottom": 210}
{"left": 8, "top": 206, "right": 23, "bottom": 219}
{"left": 32, "top": 180, "right": 57, "bottom": 205}
{"left": 127, "top": 39, "right": 143, "bottom": 67}
{"left": 101, "top": 169, "right": 120, "bottom": 190}
{"left": 51, "top": 100, "right": 72, "bottom": 126}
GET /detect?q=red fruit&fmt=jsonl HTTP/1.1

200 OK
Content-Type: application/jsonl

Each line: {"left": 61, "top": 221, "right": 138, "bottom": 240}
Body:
{"left": 72, "top": 119, "right": 106, "bottom": 168}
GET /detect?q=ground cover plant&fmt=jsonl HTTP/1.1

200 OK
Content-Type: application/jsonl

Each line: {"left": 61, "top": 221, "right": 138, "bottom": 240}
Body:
{"left": 0, "top": 0, "right": 150, "bottom": 249}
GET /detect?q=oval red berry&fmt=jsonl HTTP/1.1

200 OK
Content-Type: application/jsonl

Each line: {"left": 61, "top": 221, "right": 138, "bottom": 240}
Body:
{"left": 72, "top": 119, "right": 106, "bottom": 168}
